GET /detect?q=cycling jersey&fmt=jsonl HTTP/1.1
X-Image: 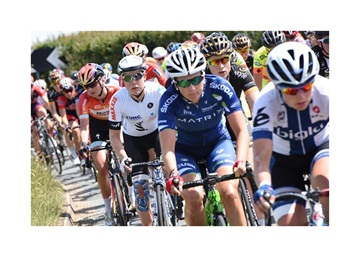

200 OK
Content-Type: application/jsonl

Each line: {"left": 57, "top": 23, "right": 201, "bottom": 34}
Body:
{"left": 108, "top": 81, "right": 166, "bottom": 137}
{"left": 158, "top": 74, "right": 243, "bottom": 147}
{"left": 252, "top": 75, "right": 329, "bottom": 156}
{"left": 311, "top": 45, "right": 329, "bottom": 78}
{"left": 253, "top": 46, "right": 271, "bottom": 89}
{"left": 57, "top": 91, "right": 78, "bottom": 120}
{"left": 78, "top": 85, "right": 119, "bottom": 121}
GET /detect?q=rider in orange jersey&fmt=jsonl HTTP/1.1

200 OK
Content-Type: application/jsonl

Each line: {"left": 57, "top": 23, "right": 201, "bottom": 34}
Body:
{"left": 77, "top": 63, "right": 120, "bottom": 226}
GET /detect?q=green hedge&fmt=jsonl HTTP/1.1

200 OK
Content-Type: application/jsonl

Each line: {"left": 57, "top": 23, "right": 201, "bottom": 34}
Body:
{"left": 32, "top": 30, "right": 264, "bottom": 79}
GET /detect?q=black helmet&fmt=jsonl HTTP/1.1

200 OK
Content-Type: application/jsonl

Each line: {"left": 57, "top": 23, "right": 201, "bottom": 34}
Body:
{"left": 261, "top": 31, "right": 286, "bottom": 48}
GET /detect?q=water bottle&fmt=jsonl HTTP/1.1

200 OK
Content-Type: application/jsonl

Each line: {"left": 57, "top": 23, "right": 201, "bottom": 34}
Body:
{"left": 309, "top": 202, "right": 326, "bottom": 226}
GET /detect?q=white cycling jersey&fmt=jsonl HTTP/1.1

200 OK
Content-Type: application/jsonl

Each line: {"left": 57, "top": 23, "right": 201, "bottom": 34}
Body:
{"left": 109, "top": 81, "right": 165, "bottom": 137}
{"left": 252, "top": 75, "right": 329, "bottom": 156}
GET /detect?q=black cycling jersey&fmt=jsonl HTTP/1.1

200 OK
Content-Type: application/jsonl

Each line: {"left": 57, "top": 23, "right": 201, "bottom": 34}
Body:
{"left": 311, "top": 45, "right": 329, "bottom": 78}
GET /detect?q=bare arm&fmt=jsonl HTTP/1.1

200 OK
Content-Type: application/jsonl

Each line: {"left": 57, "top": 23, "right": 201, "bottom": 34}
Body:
{"left": 109, "top": 129, "right": 128, "bottom": 162}
{"left": 159, "top": 129, "right": 178, "bottom": 178}
{"left": 227, "top": 110, "right": 250, "bottom": 164}
{"left": 253, "top": 138, "right": 273, "bottom": 185}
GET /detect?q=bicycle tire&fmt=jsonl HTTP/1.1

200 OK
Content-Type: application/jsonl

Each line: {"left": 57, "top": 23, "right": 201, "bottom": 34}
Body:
{"left": 112, "top": 173, "right": 127, "bottom": 226}
{"left": 214, "top": 214, "right": 227, "bottom": 226}
{"left": 155, "top": 184, "right": 165, "bottom": 226}
{"left": 238, "top": 178, "right": 259, "bottom": 226}
{"left": 44, "top": 133, "right": 63, "bottom": 175}
{"left": 54, "top": 132, "right": 67, "bottom": 165}
{"left": 163, "top": 190, "right": 175, "bottom": 226}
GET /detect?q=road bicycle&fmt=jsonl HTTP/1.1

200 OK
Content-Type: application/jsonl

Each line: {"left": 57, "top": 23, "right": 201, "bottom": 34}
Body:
{"left": 179, "top": 160, "right": 259, "bottom": 226}
{"left": 89, "top": 140, "right": 135, "bottom": 226}
{"left": 82, "top": 151, "right": 98, "bottom": 182}
{"left": 33, "top": 115, "right": 63, "bottom": 175}
{"left": 129, "top": 159, "right": 178, "bottom": 226}
{"left": 264, "top": 184, "right": 329, "bottom": 226}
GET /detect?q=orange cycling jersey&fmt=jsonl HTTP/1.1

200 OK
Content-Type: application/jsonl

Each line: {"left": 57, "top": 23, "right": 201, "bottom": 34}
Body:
{"left": 118, "top": 57, "right": 167, "bottom": 87}
{"left": 78, "top": 85, "right": 120, "bottom": 121}
{"left": 253, "top": 46, "right": 271, "bottom": 89}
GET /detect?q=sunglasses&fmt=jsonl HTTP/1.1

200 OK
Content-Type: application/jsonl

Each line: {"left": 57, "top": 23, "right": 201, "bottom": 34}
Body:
{"left": 83, "top": 81, "right": 98, "bottom": 90}
{"left": 121, "top": 72, "right": 145, "bottom": 82}
{"left": 156, "top": 57, "right": 165, "bottom": 62}
{"left": 207, "top": 56, "right": 230, "bottom": 67}
{"left": 318, "top": 38, "right": 329, "bottom": 44}
{"left": 175, "top": 74, "right": 204, "bottom": 88}
{"left": 63, "top": 88, "right": 74, "bottom": 93}
{"left": 278, "top": 82, "right": 314, "bottom": 95}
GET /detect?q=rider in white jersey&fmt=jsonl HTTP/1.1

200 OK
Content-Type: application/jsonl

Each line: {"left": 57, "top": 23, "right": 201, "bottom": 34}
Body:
{"left": 109, "top": 55, "right": 165, "bottom": 226}
{"left": 252, "top": 42, "right": 329, "bottom": 226}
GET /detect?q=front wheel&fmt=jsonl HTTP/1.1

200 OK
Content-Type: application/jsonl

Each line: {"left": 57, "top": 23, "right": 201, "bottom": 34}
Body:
{"left": 44, "top": 134, "right": 63, "bottom": 175}
{"left": 214, "top": 214, "right": 227, "bottom": 226}
{"left": 238, "top": 178, "right": 259, "bottom": 226}
{"left": 112, "top": 174, "right": 127, "bottom": 226}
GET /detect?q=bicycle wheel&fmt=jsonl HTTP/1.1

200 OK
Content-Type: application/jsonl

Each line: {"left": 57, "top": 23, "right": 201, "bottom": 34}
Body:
{"left": 54, "top": 131, "right": 67, "bottom": 165}
{"left": 44, "top": 133, "right": 63, "bottom": 175}
{"left": 238, "top": 178, "right": 259, "bottom": 226}
{"left": 214, "top": 214, "right": 227, "bottom": 226}
{"left": 163, "top": 190, "right": 175, "bottom": 226}
{"left": 112, "top": 173, "right": 127, "bottom": 226}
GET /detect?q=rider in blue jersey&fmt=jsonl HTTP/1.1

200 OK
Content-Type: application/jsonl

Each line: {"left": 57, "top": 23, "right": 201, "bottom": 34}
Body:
{"left": 252, "top": 42, "right": 329, "bottom": 226}
{"left": 158, "top": 47, "right": 250, "bottom": 226}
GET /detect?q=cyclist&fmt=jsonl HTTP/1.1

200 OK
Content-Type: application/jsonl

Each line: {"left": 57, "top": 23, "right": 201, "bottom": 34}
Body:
{"left": 48, "top": 68, "right": 77, "bottom": 161}
{"left": 31, "top": 81, "right": 51, "bottom": 159}
{"left": 252, "top": 42, "right": 329, "bottom": 226}
{"left": 200, "top": 32, "right": 263, "bottom": 224}
{"left": 152, "top": 46, "right": 167, "bottom": 71}
{"left": 190, "top": 32, "right": 205, "bottom": 44}
{"left": 283, "top": 31, "right": 306, "bottom": 44}
{"left": 232, "top": 33, "right": 254, "bottom": 75}
{"left": 312, "top": 31, "right": 329, "bottom": 79}
{"left": 101, "top": 62, "right": 120, "bottom": 86}
{"left": 58, "top": 78, "right": 82, "bottom": 166}
{"left": 69, "top": 70, "right": 85, "bottom": 117}
{"left": 122, "top": 42, "right": 167, "bottom": 86}
{"left": 159, "top": 47, "right": 250, "bottom": 226}
{"left": 109, "top": 55, "right": 166, "bottom": 226}
{"left": 77, "top": 63, "right": 121, "bottom": 226}
{"left": 253, "top": 31, "right": 286, "bottom": 91}
{"left": 200, "top": 32, "right": 258, "bottom": 122}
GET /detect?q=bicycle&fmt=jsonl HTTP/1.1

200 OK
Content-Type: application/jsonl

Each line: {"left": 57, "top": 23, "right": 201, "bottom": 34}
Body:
{"left": 89, "top": 140, "right": 135, "bottom": 226}
{"left": 33, "top": 115, "right": 63, "bottom": 175}
{"left": 129, "top": 159, "right": 178, "bottom": 226}
{"left": 52, "top": 121, "right": 67, "bottom": 166}
{"left": 178, "top": 160, "right": 259, "bottom": 226}
{"left": 82, "top": 151, "right": 98, "bottom": 182}
{"left": 264, "top": 186, "right": 329, "bottom": 226}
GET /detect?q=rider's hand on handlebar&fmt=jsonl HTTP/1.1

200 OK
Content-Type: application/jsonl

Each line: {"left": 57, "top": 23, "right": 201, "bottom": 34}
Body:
{"left": 254, "top": 184, "right": 275, "bottom": 213}
{"left": 233, "top": 160, "right": 247, "bottom": 177}
{"left": 166, "top": 173, "right": 183, "bottom": 195}
{"left": 78, "top": 142, "right": 89, "bottom": 159}
{"left": 120, "top": 157, "right": 132, "bottom": 174}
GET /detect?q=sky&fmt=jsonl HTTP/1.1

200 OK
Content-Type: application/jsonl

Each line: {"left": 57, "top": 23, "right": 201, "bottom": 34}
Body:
{"left": 31, "top": 31, "right": 79, "bottom": 45}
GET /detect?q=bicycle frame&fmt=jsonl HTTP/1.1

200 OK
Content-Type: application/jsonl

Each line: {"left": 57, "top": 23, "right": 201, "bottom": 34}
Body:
{"left": 181, "top": 160, "right": 258, "bottom": 226}
{"left": 89, "top": 140, "right": 133, "bottom": 226}
{"left": 129, "top": 160, "right": 176, "bottom": 226}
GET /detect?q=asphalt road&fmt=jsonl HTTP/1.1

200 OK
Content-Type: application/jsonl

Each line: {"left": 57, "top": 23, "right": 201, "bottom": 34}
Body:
{"left": 55, "top": 152, "right": 185, "bottom": 226}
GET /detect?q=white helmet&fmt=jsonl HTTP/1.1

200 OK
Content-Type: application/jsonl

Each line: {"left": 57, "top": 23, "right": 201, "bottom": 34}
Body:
{"left": 266, "top": 42, "right": 319, "bottom": 87}
{"left": 117, "top": 55, "right": 148, "bottom": 75}
{"left": 166, "top": 47, "right": 206, "bottom": 78}
{"left": 33, "top": 79, "right": 47, "bottom": 90}
{"left": 152, "top": 46, "right": 167, "bottom": 59}
{"left": 59, "top": 77, "right": 73, "bottom": 91}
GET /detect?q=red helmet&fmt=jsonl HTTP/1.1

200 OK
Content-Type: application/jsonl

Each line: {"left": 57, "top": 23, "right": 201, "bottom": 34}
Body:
{"left": 191, "top": 32, "right": 205, "bottom": 44}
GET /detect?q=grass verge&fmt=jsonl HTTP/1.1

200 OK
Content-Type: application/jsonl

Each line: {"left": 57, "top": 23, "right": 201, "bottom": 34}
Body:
{"left": 31, "top": 155, "right": 65, "bottom": 226}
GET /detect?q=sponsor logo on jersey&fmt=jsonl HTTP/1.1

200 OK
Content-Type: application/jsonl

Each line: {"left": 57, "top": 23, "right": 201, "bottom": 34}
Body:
{"left": 209, "top": 81, "right": 233, "bottom": 98}
{"left": 110, "top": 96, "right": 118, "bottom": 120}
{"left": 275, "top": 120, "right": 326, "bottom": 140}
{"left": 178, "top": 107, "right": 222, "bottom": 123}
{"left": 253, "top": 107, "right": 270, "bottom": 126}
{"left": 160, "top": 94, "right": 178, "bottom": 113}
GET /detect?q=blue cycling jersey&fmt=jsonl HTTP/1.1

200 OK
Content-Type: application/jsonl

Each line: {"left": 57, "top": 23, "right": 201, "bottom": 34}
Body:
{"left": 158, "top": 74, "right": 243, "bottom": 147}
